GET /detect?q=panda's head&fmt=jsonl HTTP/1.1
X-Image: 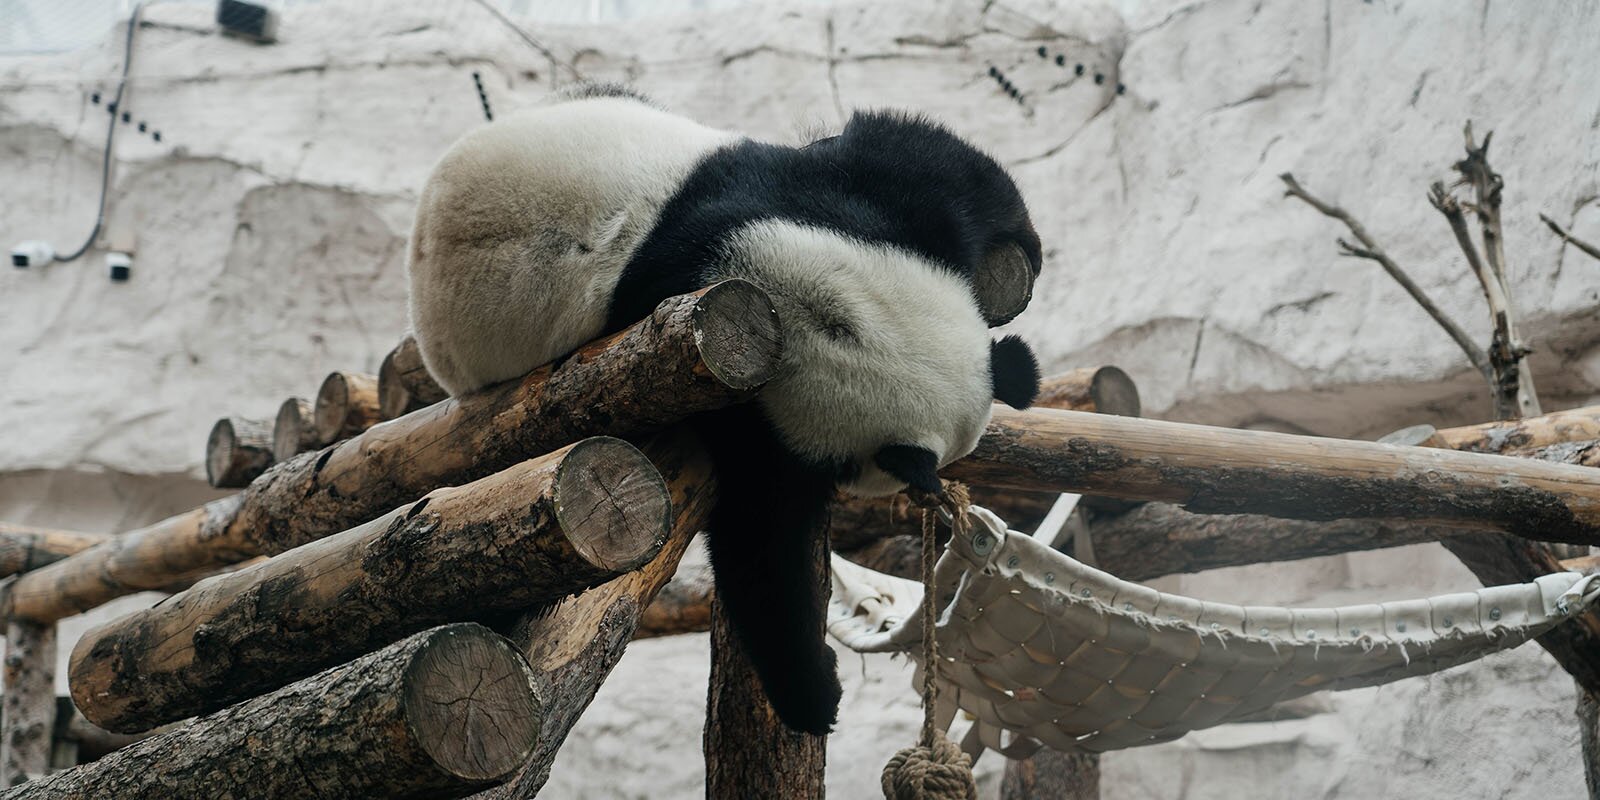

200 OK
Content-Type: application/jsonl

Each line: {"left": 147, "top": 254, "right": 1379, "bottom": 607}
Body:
{"left": 722, "top": 221, "right": 1041, "bottom": 499}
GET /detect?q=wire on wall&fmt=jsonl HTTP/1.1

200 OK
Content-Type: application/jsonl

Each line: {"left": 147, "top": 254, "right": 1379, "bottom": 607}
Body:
{"left": 57, "top": 1, "right": 145, "bottom": 264}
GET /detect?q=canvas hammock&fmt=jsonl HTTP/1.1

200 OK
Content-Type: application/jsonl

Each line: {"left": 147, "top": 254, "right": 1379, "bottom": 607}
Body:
{"left": 827, "top": 504, "right": 1600, "bottom": 760}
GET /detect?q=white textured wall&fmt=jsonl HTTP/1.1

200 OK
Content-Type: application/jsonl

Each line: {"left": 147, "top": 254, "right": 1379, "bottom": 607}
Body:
{"left": 1, "top": 0, "right": 1598, "bottom": 797}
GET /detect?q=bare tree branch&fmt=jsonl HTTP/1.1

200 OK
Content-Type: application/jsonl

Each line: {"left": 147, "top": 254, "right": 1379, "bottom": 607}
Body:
{"left": 1542, "top": 213, "right": 1600, "bottom": 263}
{"left": 1280, "top": 172, "right": 1492, "bottom": 377}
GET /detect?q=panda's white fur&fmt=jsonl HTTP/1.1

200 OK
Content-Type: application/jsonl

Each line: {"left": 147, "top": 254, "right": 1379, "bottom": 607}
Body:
{"left": 711, "top": 219, "right": 993, "bottom": 496}
{"left": 407, "top": 98, "right": 739, "bottom": 395}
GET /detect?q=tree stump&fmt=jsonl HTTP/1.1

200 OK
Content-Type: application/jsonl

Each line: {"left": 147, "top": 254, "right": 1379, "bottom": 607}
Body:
{"left": 312, "top": 371, "right": 381, "bottom": 443}
{"left": 270, "top": 397, "right": 320, "bottom": 461}
{"left": 379, "top": 335, "right": 448, "bottom": 420}
{"left": 4, "top": 624, "right": 540, "bottom": 800}
{"left": 205, "top": 417, "right": 274, "bottom": 488}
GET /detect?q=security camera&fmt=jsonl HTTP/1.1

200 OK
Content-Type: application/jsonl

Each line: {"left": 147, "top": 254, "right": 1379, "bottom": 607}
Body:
{"left": 11, "top": 241, "right": 55, "bottom": 268}
{"left": 106, "top": 251, "right": 132, "bottom": 282}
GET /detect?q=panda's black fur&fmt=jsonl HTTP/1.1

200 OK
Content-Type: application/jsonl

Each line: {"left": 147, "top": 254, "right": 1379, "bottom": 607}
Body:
{"left": 407, "top": 87, "right": 1043, "bottom": 735}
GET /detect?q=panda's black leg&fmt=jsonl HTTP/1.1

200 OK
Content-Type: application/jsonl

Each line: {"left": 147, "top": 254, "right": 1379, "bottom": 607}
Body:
{"left": 694, "top": 406, "right": 843, "bottom": 736}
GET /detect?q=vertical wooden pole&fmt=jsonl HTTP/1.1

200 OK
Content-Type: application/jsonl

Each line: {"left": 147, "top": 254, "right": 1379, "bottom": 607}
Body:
{"left": 704, "top": 538, "right": 827, "bottom": 799}
{"left": 1001, "top": 749, "right": 1100, "bottom": 799}
{"left": 1, "top": 621, "right": 56, "bottom": 786}
{"left": 1579, "top": 690, "right": 1600, "bottom": 800}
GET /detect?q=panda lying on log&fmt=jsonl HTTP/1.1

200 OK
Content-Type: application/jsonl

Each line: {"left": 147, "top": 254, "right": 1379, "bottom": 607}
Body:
{"left": 407, "top": 84, "right": 1043, "bottom": 735}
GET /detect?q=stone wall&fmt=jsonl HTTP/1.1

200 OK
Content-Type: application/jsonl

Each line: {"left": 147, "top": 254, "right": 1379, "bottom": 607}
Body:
{"left": 1, "top": 0, "right": 1597, "bottom": 796}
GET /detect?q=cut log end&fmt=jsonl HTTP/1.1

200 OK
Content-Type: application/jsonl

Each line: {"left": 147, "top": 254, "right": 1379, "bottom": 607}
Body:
{"left": 975, "top": 243, "right": 1035, "bottom": 326}
{"left": 378, "top": 347, "right": 413, "bottom": 420}
{"left": 403, "top": 626, "right": 541, "bottom": 782}
{"left": 692, "top": 279, "right": 783, "bottom": 392}
{"left": 272, "top": 397, "right": 318, "bottom": 462}
{"left": 554, "top": 437, "right": 672, "bottom": 573}
{"left": 314, "top": 371, "right": 382, "bottom": 444}
{"left": 1035, "top": 366, "right": 1141, "bottom": 417}
{"left": 205, "top": 417, "right": 274, "bottom": 489}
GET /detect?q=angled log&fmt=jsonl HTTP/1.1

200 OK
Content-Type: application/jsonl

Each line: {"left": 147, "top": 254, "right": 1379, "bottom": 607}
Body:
{"left": 947, "top": 407, "right": 1600, "bottom": 545}
{"left": 205, "top": 417, "right": 274, "bottom": 489}
{"left": 379, "top": 335, "right": 448, "bottom": 420}
{"left": 312, "top": 371, "right": 381, "bottom": 443}
{"left": 476, "top": 429, "right": 719, "bottom": 799}
{"left": 1429, "top": 405, "right": 1600, "bottom": 454}
{"left": 0, "top": 282, "right": 779, "bottom": 625}
{"left": 270, "top": 396, "right": 320, "bottom": 461}
{"left": 0, "top": 622, "right": 55, "bottom": 787}
{"left": 0, "top": 524, "right": 106, "bottom": 579}
{"left": 635, "top": 566, "right": 715, "bottom": 639}
{"left": 1034, "top": 366, "right": 1141, "bottom": 417}
{"left": 7, "top": 624, "right": 540, "bottom": 800}
{"left": 71, "top": 437, "right": 669, "bottom": 734}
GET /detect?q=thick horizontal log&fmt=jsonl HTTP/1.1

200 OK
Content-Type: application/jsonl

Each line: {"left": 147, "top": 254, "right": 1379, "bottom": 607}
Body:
{"left": 0, "top": 282, "right": 779, "bottom": 625}
{"left": 475, "top": 431, "right": 719, "bottom": 799}
{"left": 947, "top": 407, "right": 1600, "bottom": 545}
{"left": 1430, "top": 404, "right": 1600, "bottom": 453}
{"left": 71, "top": 437, "right": 669, "bottom": 734}
{"left": 379, "top": 335, "right": 448, "bottom": 420}
{"left": 9, "top": 624, "right": 540, "bottom": 800}
{"left": 271, "top": 396, "right": 320, "bottom": 461}
{"left": 0, "top": 524, "right": 106, "bottom": 579}
{"left": 205, "top": 417, "right": 274, "bottom": 489}
{"left": 312, "top": 371, "right": 381, "bottom": 443}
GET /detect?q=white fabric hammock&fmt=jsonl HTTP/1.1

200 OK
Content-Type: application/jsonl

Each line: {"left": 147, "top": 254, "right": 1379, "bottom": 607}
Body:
{"left": 827, "top": 505, "right": 1600, "bottom": 759}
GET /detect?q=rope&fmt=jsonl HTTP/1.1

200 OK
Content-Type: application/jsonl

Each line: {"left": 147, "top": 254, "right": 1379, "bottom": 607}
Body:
{"left": 881, "top": 482, "right": 977, "bottom": 800}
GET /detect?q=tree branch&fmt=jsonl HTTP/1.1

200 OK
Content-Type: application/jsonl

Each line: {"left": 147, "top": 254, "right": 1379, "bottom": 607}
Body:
{"left": 1280, "top": 172, "right": 1491, "bottom": 377}
{"left": 1542, "top": 213, "right": 1600, "bottom": 263}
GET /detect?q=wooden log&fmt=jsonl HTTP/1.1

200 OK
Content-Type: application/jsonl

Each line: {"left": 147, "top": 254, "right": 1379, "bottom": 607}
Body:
{"left": 1034, "top": 367, "right": 1141, "bottom": 417}
{"left": 947, "top": 407, "right": 1600, "bottom": 545}
{"left": 312, "top": 371, "right": 381, "bottom": 443}
{"left": 70, "top": 437, "right": 669, "bottom": 734}
{"left": 1429, "top": 405, "right": 1600, "bottom": 454}
{"left": 379, "top": 335, "right": 448, "bottom": 420}
{"left": 270, "top": 396, "right": 319, "bottom": 461}
{"left": 635, "top": 566, "right": 715, "bottom": 639}
{"left": 1001, "top": 750, "right": 1099, "bottom": 800}
{"left": 0, "top": 524, "right": 106, "bottom": 579}
{"left": 1582, "top": 690, "right": 1600, "bottom": 800}
{"left": 0, "top": 622, "right": 55, "bottom": 787}
{"left": 477, "top": 430, "right": 719, "bottom": 799}
{"left": 204, "top": 417, "right": 274, "bottom": 489}
{"left": 0, "top": 282, "right": 780, "bottom": 625}
{"left": 6, "top": 624, "right": 540, "bottom": 800}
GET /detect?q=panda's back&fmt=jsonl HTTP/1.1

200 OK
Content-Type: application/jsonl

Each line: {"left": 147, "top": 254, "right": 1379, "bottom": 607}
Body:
{"left": 407, "top": 96, "right": 738, "bottom": 396}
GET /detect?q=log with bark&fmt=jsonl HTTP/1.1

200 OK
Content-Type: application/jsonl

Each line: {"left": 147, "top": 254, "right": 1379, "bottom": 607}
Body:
{"left": 4, "top": 624, "right": 540, "bottom": 800}
{"left": 1001, "top": 750, "right": 1099, "bottom": 800}
{"left": 0, "top": 282, "right": 781, "bottom": 625}
{"left": 379, "top": 335, "right": 449, "bottom": 420}
{"left": 1033, "top": 366, "right": 1141, "bottom": 417}
{"left": 475, "top": 430, "right": 720, "bottom": 799}
{"left": 271, "top": 397, "right": 320, "bottom": 461}
{"left": 204, "top": 417, "right": 275, "bottom": 489}
{"left": 1427, "top": 405, "right": 1600, "bottom": 454}
{"left": 948, "top": 407, "right": 1600, "bottom": 545}
{"left": 0, "top": 622, "right": 55, "bottom": 787}
{"left": 70, "top": 437, "right": 670, "bottom": 734}
{"left": 0, "top": 524, "right": 106, "bottom": 579}
{"left": 312, "top": 371, "right": 382, "bottom": 443}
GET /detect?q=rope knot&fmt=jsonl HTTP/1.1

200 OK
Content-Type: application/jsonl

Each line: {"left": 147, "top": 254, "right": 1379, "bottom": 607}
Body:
{"left": 880, "top": 730, "right": 978, "bottom": 800}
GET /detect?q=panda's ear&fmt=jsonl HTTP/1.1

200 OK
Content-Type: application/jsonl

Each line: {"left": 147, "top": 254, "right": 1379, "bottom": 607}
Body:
{"left": 990, "top": 335, "right": 1041, "bottom": 409}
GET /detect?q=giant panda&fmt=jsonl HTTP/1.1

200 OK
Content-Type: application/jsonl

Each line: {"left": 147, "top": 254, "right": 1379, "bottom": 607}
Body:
{"left": 407, "top": 85, "right": 1044, "bottom": 735}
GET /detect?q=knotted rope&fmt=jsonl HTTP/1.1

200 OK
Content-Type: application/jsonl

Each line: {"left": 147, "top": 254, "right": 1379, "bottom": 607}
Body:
{"left": 880, "top": 481, "right": 978, "bottom": 800}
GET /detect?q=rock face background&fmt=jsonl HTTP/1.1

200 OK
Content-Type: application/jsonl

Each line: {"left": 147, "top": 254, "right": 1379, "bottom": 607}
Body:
{"left": 2, "top": 0, "right": 1598, "bottom": 797}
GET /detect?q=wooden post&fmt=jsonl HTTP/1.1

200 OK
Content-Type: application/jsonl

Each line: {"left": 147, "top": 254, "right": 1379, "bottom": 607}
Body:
{"left": 204, "top": 417, "right": 274, "bottom": 489}
{"left": 70, "top": 437, "right": 669, "bottom": 734}
{"left": 0, "top": 622, "right": 55, "bottom": 787}
{"left": 948, "top": 407, "right": 1600, "bottom": 545}
{"left": 1001, "top": 750, "right": 1099, "bottom": 800}
{"left": 270, "top": 397, "right": 320, "bottom": 462}
{"left": 474, "top": 429, "right": 720, "bottom": 799}
{"left": 379, "top": 335, "right": 448, "bottom": 420}
{"left": 4, "top": 624, "right": 540, "bottom": 800}
{"left": 312, "top": 371, "right": 381, "bottom": 443}
{"left": 0, "top": 282, "right": 780, "bottom": 626}
{"left": 705, "top": 592, "right": 827, "bottom": 800}
{"left": 0, "top": 525, "right": 106, "bottom": 580}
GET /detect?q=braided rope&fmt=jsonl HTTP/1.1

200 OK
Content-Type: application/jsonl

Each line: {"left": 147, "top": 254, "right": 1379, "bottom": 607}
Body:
{"left": 881, "top": 482, "right": 976, "bottom": 800}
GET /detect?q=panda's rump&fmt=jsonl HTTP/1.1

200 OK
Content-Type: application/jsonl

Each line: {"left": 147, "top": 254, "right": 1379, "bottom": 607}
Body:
{"left": 407, "top": 97, "right": 738, "bottom": 395}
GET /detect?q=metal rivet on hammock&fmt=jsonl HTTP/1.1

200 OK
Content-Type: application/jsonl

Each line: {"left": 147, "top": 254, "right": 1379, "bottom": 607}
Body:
{"left": 1490, "top": 607, "right": 1502, "bottom": 621}
{"left": 1443, "top": 617, "right": 1454, "bottom": 628}
{"left": 1350, "top": 628, "right": 1360, "bottom": 636}
{"left": 1081, "top": 589, "right": 1092, "bottom": 598}
{"left": 971, "top": 532, "right": 994, "bottom": 555}
{"left": 1124, "top": 602, "right": 1134, "bottom": 612}
{"left": 1396, "top": 621, "right": 1407, "bottom": 632}
{"left": 1306, "top": 630, "right": 1316, "bottom": 639}
{"left": 1008, "top": 556, "right": 1020, "bottom": 568}
{"left": 1209, "top": 622, "right": 1220, "bottom": 630}
{"left": 1045, "top": 573, "right": 1055, "bottom": 584}
{"left": 1259, "top": 627, "right": 1270, "bottom": 636}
